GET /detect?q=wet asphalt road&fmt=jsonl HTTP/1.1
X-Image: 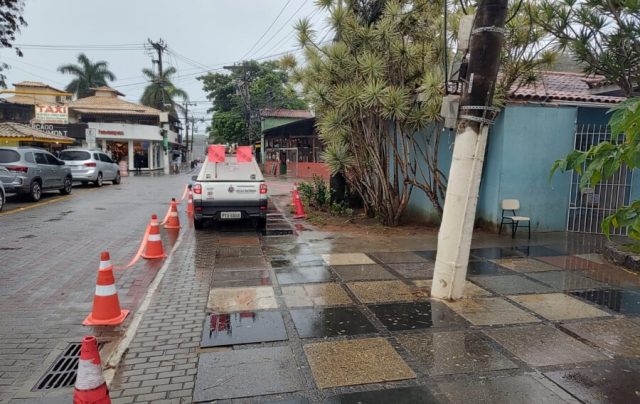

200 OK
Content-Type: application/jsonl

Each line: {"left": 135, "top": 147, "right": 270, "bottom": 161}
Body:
{"left": 0, "top": 172, "right": 193, "bottom": 402}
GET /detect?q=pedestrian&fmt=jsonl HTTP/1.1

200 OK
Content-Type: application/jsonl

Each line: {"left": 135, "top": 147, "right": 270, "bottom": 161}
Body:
{"left": 134, "top": 152, "right": 142, "bottom": 174}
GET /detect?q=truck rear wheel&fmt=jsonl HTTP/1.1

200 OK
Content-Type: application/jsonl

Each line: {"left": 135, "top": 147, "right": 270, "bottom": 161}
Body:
{"left": 194, "top": 218, "right": 204, "bottom": 230}
{"left": 257, "top": 217, "right": 267, "bottom": 230}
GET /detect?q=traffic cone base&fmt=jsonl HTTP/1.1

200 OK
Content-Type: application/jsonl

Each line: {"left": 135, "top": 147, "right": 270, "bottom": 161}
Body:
{"left": 83, "top": 309, "right": 129, "bottom": 326}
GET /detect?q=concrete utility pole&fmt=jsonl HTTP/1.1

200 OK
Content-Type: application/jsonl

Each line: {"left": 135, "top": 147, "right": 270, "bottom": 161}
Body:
{"left": 183, "top": 101, "right": 196, "bottom": 164}
{"left": 148, "top": 38, "right": 171, "bottom": 174}
{"left": 431, "top": 0, "right": 509, "bottom": 300}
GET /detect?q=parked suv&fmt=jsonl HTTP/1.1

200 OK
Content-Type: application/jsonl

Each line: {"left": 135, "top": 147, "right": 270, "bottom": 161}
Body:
{"left": 0, "top": 166, "right": 17, "bottom": 211}
{"left": 59, "top": 148, "right": 120, "bottom": 187}
{"left": 0, "top": 147, "right": 73, "bottom": 201}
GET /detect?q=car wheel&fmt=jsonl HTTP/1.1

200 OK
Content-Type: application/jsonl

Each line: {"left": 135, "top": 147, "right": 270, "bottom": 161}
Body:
{"left": 60, "top": 176, "right": 72, "bottom": 195}
{"left": 257, "top": 217, "right": 267, "bottom": 230}
{"left": 94, "top": 173, "right": 103, "bottom": 187}
{"left": 0, "top": 189, "right": 4, "bottom": 212}
{"left": 113, "top": 172, "right": 121, "bottom": 184}
{"left": 29, "top": 181, "right": 42, "bottom": 202}
{"left": 194, "top": 218, "right": 204, "bottom": 230}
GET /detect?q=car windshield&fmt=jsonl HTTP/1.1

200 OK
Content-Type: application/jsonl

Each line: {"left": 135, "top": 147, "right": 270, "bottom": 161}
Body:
{"left": 59, "top": 151, "right": 91, "bottom": 161}
{"left": 0, "top": 149, "right": 20, "bottom": 163}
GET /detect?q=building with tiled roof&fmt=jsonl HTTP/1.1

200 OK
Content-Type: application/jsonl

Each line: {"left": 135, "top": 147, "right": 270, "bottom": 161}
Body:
{"left": 68, "top": 87, "right": 161, "bottom": 120}
{"left": 508, "top": 71, "right": 626, "bottom": 105}
{"left": 0, "top": 121, "right": 74, "bottom": 144}
{"left": 260, "top": 109, "right": 314, "bottom": 119}
{"left": 1, "top": 81, "right": 71, "bottom": 107}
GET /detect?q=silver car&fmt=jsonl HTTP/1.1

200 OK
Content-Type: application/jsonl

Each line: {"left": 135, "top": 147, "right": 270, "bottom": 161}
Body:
{"left": 0, "top": 166, "right": 16, "bottom": 211}
{"left": 59, "top": 148, "right": 121, "bottom": 187}
{"left": 0, "top": 147, "right": 73, "bottom": 202}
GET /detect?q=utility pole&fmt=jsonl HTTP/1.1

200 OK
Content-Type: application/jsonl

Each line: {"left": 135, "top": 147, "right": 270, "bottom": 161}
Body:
{"left": 224, "top": 64, "right": 252, "bottom": 145}
{"left": 431, "top": 0, "right": 509, "bottom": 300}
{"left": 183, "top": 101, "right": 196, "bottom": 164}
{"left": 148, "top": 38, "right": 170, "bottom": 174}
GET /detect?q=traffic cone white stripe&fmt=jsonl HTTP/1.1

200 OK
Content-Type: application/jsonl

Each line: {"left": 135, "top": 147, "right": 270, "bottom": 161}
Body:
{"left": 170, "top": 212, "right": 178, "bottom": 217}
{"left": 94, "top": 284, "right": 117, "bottom": 297}
{"left": 148, "top": 234, "right": 161, "bottom": 242}
{"left": 99, "top": 260, "right": 112, "bottom": 270}
{"left": 75, "top": 358, "right": 105, "bottom": 390}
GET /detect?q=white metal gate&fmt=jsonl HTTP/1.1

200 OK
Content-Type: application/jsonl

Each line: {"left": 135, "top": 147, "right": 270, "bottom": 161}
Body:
{"left": 567, "top": 124, "right": 633, "bottom": 235}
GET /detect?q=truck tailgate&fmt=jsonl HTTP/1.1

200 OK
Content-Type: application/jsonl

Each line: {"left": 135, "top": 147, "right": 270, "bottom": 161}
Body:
{"left": 201, "top": 181, "right": 260, "bottom": 202}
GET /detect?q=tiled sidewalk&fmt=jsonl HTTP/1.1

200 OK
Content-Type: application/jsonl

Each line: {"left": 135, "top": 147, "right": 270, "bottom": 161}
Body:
{"left": 194, "top": 232, "right": 640, "bottom": 403}
{"left": 110, "top": 209, "right": 640, "bottom": 403}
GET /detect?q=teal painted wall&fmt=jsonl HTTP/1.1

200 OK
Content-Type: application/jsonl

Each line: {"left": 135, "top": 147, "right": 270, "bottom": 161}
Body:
{"left": 477, "top": 104, "right": 577, "bottom": 231}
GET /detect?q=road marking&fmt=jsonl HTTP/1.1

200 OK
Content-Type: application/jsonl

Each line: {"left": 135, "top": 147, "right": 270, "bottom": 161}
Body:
{"left": 102, "top": 227, "right": 186, "bottom": 387}
{"left": 0, "top": 195, "right": 72, "bottom": 216}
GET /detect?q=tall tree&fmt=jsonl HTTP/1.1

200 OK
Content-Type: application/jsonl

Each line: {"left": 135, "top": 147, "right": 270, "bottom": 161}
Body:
{"left": 198, "top": 60, "right": 307, "bottom": 144}
{"left": 140, "top": 66, "right": 188, "bottom": 111}
{"left": 535, "top": 0, "right": 640, "bottom": 97}
{"left": 58, "top": 53, "right": 116, "bottom": 99}
{"left": 0, "top": 0, "right": 27, "bottom": 88}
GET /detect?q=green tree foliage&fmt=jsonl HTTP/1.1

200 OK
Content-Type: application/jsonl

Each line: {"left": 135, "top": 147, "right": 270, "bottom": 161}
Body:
{"left": 535, "top": 0, "right": 640, "bottom": 97}
{"left": 57, "top": 53, "right": 116, "bottom": 99}
{"left": 551, "top": 98, "right": 640, "bottom": 240}
{"left": 0, "top": 0, "right": 26, "bottom": 88}
{"left": 140, "top": 66, "right": 188, "bottom": 111}
{"left": 198, "top": 60, "right": 307, "bottom": 145}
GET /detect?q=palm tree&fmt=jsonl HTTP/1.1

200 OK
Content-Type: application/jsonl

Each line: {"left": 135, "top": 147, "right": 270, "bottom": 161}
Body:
{"left": 140, "top": 66, "right": 188, "bottom": 111}
{"left": 57, "top": 53, "right": 116, "bottom": 98}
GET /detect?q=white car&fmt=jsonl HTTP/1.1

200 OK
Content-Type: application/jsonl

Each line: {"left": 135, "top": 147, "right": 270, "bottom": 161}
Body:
{"left": 59, "top": 149, "right": 120, "bottom": 187}
{"left": 191, "top": 148, "right": 267, "bottom": 229}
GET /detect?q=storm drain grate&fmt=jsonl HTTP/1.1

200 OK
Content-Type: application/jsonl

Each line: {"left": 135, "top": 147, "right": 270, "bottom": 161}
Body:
{"left": 32, "top": 341, "right": 105, "bottom": 391}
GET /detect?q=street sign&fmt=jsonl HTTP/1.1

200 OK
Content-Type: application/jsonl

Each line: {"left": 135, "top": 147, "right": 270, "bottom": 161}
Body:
{"left": 85, "top": 128, "right": 97, "bottom": 148}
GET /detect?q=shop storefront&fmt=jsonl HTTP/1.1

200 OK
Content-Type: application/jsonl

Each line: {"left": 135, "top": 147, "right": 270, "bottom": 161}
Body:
{"left": 90, "top": 122, "right": 168, "bottom": 172}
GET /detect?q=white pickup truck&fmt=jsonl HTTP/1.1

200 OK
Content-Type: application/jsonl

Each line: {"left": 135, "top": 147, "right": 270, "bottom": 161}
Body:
{"left": 191, "top": 150, "right": 268, "bottom": 230}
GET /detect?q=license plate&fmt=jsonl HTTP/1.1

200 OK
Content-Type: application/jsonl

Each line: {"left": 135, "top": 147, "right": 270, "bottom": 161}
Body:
{"left": 220, "top": 212, "right": 241, "bottom": 219}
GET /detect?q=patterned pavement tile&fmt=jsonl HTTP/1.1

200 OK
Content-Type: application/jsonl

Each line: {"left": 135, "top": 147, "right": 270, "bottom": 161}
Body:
{"left": 388, "top": 262, "right": 434, "bottom": 279}
{"left": 398, "top": 331, "right": 517, "bottom": 375}
{"left": 491, "top": 258, "right": 562, "bottom": 273}
{"left": 368, "top": 251, "right": 428, "bottom": 263}
{"left": 281, "top": 283, "right": 352, "bottom": 307}
{"left": 303, "top": 338, "right": 416, "bottom": 388}
{"left": 347, "top": 280, "right": 427, "bottom": 304}
{"left": 324, "top": 386, "right": 439, "bottom": 403}
{"left": 322, "top": 253, "right": 375, "bottom": 266}
{"left": 508, "top": 293, "right": 610, "bottom": 321}
{"left": 444, "top": 297, "right": 540, "bottom": 326}
{"left": 414, "top": 279, "right": 493, "bottom": 298}
{"left": 201, "top": 311, "right": 287, "bottom": 347}
{"left": 485, "top": 324, "right": 608, "bottom": 367}
{"left": 470, "top": 275, "right": 555, "bottom": 295}
{"left": 207, "top": 286, "right": 278, "bottom": 312}
{"left": 526, "top": 271, "right": 609, "bottom": 291}
{"left": 562, "top": 318, "right": 640, "bottom": 357}
{"left": 290, "top": 307, "right": 377, "bottom": 338}
{"left": 332, "top": 264, "right": 397, "bottom": 281}
{"left": 368, "top": 300, "right": 468, "bottom": 331}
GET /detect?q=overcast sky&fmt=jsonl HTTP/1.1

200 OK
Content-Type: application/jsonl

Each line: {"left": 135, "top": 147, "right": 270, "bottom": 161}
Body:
{"left": 0, "top": 0, "right": 328, "bottom": 131}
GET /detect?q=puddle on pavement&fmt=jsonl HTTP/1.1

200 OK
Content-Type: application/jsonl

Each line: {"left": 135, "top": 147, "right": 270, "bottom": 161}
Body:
{"left": 270, "top": 259, "right": 292, "bottom": 268}
{"left": 368, "top": 301, "right": 468, "bottom": 331}
{"left": 324, "top": 386, "right": 439, "bottom": 404}
{"left": 526, "top": 271, "right": 610, "bottom": 291}
{"left": 262, "top": 228, "right": 295, "bottom": 236}
{"left": 387, "top": 262, "right": 435, "bottom": 279}
{"left": 544, "top": 360, "right": 640, "bottom": 404}
{"left": 19, "top": 234, "right": 36, "bottom": 239}
{"left": 281, "top": 283, "right": 353, "bottom": 307}
{"left": 508, "top": 293, "right": 610, "bottom": 321}
{"left": 200, "top": 311, "right": 287, "bottom": 347}
{"left": 398, "top": 331, "right": 517, "bottom": 376}
{"left": 369, "top": 251, "right": 428, "bottom": 264}
{"left": 571, "top": 288, "right": 640, "bottom": 314}
{"left": 514, "top": 245, "right": 567, "bottom": 257}
{"left": 216, "top": 246, "right": 263, "bottom": 258}
{"left": 214, "top": 256, "right": 268, "bottom": 271}
{"left": 275, "top": 266, "right": 333, "bottom": 284}
{"left": 94, "top": 207, "right": 106, "bottom": 210}
{"left": 562, "top": 318, "right": 640, "bottom": 357}
{"left": 290, "top": 306, "right": 377, "bottom": 338}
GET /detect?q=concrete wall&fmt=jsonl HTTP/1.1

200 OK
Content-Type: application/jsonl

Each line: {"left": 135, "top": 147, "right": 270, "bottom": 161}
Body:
{"left": 477, "top": 104, "right": 577, "bottom": 231}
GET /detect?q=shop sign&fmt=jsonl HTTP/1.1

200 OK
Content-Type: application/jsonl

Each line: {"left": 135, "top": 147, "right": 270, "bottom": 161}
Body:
{"left": 97, "top": 129, "right": 125, "bottom": 136}
{"left": 85, "top": 128, "right": 97, "bottom": 148}
{"left": 34, "top": 104, "right": 68, "bottom": 124}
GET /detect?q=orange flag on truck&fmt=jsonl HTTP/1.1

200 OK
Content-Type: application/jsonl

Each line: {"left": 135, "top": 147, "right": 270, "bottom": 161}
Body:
{"left": 236, "top": 146, "right": 252, "bottom": 162}
{"left": 208, "top": 145, "right": 225, "bottom": 163}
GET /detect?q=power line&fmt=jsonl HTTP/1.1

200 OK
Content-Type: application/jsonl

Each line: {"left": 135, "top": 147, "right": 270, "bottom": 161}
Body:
{"left": 249, "top": 0, "right": 310, "bottom": 61}
{"left": 242, "top": 0, "right": 294, "bottom": 60}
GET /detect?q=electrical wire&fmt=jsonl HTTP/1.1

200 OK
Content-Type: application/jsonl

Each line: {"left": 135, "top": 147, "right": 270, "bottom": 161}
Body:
{"left": 242, "top": 0, "right": 294, "bottom": 60}
{"left": 250, "top": 0, "right": 310, "bottom": 59}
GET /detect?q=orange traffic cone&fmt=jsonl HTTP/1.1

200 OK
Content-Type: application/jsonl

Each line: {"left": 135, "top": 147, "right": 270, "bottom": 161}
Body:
{"left": 142, "top": 214, "right": 166, "bottom": 259}
{"left": 83, "top": 252, "right": 129, "bottom": 326}
{"left": 186, "top": 188, "right": 194, "bottom": 216}
{"left": 293, "top": 188, "right": 306, "bottom": 219}
{"left": 164, "top": 198, "right": 180, "bottom": 229}
{"left": 74, "top": 335, "right": 111, "bottom": 404}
